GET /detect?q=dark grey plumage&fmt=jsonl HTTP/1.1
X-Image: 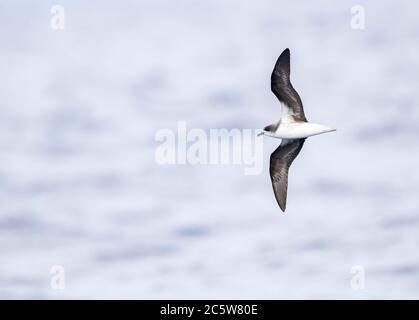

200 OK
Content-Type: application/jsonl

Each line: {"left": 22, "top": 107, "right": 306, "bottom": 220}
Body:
{"left": 271, "top": 48, "right": 307, "bottom": 123}
{"left": 269, "top": 139, "right": 305, "bottom": 212}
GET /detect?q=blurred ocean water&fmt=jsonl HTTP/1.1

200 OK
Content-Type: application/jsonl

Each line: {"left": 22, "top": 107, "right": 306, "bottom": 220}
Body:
{"left": 0, "top": 0, "right": 419, "bottom": 298}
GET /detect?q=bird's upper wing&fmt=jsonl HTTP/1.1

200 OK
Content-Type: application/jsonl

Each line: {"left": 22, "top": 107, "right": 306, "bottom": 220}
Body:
{"left": 269, "top": 138, "right": 305, "bottom": 212}
{"left": 271, "top": 48, "right": 307, "bottom": 123}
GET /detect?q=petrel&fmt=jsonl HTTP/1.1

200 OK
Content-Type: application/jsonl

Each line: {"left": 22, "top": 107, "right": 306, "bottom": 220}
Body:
{"left": 259, "top": 48, "right": 336, "bottom": 212}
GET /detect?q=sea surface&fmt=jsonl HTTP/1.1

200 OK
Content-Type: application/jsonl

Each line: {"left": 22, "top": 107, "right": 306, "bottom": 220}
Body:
{"left": 0, "top": 0, "right": 418, "bottom": 298}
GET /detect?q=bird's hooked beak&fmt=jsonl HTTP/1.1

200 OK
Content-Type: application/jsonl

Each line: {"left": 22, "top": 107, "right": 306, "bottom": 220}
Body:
{"left": 257, "top": 131, "right": 265, "bottom": 137}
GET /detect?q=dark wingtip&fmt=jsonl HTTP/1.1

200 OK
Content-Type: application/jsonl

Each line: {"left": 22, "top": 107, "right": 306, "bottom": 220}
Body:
{"left": 274, "top": 48, "right": 291, "bottom": 73}
{"left": 279, "top": 203, "right": 286, "bottom": 212}
{"left": 279, "top": 48, "right": 290, "bottom": 60}
{"left": 275, "top": 195, "right": 287, "bottom": 212}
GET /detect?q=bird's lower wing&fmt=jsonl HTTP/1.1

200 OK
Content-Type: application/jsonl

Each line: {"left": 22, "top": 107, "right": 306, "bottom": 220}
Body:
{"left": 269, "top": 139, "right": 306, "bottom": 212}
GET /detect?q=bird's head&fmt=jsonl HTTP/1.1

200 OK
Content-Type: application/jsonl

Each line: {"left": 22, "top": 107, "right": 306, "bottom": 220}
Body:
{"left": 258, "top": 123, "right": 278, "bottom": 137}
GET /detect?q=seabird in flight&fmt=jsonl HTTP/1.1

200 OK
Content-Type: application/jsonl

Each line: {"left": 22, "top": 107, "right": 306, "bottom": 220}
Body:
{"left": 258, "top": 48, "right": 336, "bottom": 212}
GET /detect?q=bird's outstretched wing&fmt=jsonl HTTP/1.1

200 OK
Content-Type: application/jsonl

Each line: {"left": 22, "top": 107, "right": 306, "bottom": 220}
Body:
{"left": 269, "top": 139, "right": 305, "bottom": 212}
{"left": 271, "top": 48, "right": 307, "bottom": 123}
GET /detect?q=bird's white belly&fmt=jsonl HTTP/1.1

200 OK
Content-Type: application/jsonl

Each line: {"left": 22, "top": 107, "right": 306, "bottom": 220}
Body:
{"left": 273, "top": 122, "right": 336, "bottom": 139}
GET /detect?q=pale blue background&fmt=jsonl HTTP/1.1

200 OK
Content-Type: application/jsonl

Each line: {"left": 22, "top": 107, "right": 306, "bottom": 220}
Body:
{"left": 0, "top": 0, "right": 418, "bottom": 298}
